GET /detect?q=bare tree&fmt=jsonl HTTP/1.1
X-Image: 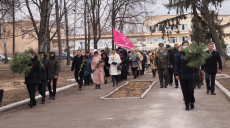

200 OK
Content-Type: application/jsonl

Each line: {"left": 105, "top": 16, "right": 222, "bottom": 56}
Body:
{"left": 64, "top": 0, "right": 70, "bottom": 65}
{"left": 55, "top": 0, "right": 63, "bottom": 67}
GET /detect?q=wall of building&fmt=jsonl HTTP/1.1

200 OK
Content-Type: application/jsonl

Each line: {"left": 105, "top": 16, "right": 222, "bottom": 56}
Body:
{"left": 144, "top": 14, "right": 230, "bottom": 48}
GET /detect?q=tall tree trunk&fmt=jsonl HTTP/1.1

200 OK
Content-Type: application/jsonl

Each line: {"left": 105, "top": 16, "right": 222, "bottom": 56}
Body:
{"left": 12, "top": 1, "right": 15, "bottom": 54}
{"left": 38, "top": 0, "right": 49, "bottom": 52}
{"left": 64, "top": 0, "right": 70, "bottom": 65}
{"left": 191, "top": 2, "right": 200, "bottom": 44}
{"left": 111, "top": 0, "right": 115, "bottom": 49}
{"left": 84, "top": 0, "right": 88, "bottom": 53}
{"left": 55, "top": 0, "right": 63, "bottom": 68}
{"left": 0, "top": 14, "right": 1, "bottom": 39}
{"left": 87, "top": 12, "right": 91, "bottom": 51}
{"left": 3, "top": 8, "right": 8, "bottom": 64}
{"left": 202, "top": 0, "right": 226, "bottom": 68}
{"left": 46, "top": 1, "right": 52, "bottom": 53}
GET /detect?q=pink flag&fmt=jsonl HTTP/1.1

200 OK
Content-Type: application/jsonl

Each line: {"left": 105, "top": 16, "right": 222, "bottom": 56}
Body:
{"left": 113, "top": 28, "right": 135, "bottom": 49}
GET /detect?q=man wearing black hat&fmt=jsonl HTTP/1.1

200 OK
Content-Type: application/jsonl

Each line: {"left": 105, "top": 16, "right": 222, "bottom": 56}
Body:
{"left": 166, "top": 45, "right": 174, "bottom": 86}
{"left": 155, "top": 43, "right": 170, "bottom": 88}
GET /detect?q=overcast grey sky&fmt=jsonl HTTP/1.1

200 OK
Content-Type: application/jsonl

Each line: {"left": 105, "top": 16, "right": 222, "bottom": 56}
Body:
{"left": 153, "top": 0, "right": 230, "bottom": 15}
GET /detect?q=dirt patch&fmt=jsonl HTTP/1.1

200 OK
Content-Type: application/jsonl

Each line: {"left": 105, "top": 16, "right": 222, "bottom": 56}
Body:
{"left": 215, "top": 60, "right": 230, "bottom": 92}
{"left": 220, "top": 60, "right": 230, "bottom": 75}
{"left": 0, "top": 65, "right": 75, "bottom": 107}
{"left": 217, "top": 78, "right": 230, "bottom": 92}
{"left": 106, "top": 81, "right": 153, "bottom": 98}
{"left": 0, "top": 63, "right": 10, "bottom": 69}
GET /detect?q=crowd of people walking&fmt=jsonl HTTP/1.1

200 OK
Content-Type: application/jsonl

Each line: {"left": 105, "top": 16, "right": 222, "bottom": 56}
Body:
{"left": 24, "top": 41, "right": 222, "bottom": 111}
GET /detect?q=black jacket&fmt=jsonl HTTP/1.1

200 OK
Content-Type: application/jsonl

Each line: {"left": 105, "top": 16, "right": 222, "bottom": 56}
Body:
{"left": 167, "top": 49, "right": 174, "bottom": 66}
{"left": 174, "top": 52, "right": 195, "bottom": 80}
{"left": 49, "top": 51, "right": 60, "bottom": 79}
{"left": 140, "top": 52, "right": 147, "bottom": 65}
{"left": 119, "top": 52, "right": 126, "bottom": 64}
{"left": 71, "top": 55, "right": 85, "bottom": 77}
{"left": 25, "top": 55, "right": 42, "bottom": 85}
{"left": 39, "top": 52, "right": 51, "bottom": 81}
{"left": 171, "top": 47, "right": 179, "bottom": 66}
{"left": 201, "top": 50, "right": 222, "bottom": 73}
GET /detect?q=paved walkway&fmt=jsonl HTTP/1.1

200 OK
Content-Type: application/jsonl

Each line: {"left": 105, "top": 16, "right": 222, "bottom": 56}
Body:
{"left": 0, "top": 73, "right": 230, "bottom": 128}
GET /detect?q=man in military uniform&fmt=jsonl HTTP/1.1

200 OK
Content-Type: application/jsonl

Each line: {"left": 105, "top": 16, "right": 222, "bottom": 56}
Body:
{"left": 155, "top": 43, "right": 170, "bottom": 88}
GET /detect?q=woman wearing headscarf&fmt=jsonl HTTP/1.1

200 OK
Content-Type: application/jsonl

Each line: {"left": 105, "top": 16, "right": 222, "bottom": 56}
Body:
{"left": 174, "top": 41, "right": 195, "bottom": 111}
{"left": 109, "top": 49, "right": 121, "bottom": 87}
{"left": 101, "top": 53, "right": 110, "bottom": 84}
{"left": 91, "top": 51, "right": 105, "bottom": 89}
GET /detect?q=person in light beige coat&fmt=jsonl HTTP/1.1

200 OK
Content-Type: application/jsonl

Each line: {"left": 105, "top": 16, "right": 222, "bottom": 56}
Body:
{"left": 135, "top": 48, "right": 143, "bottom": 77}
{"left": 149, "top": 49, "right": 157, "bottom": 78}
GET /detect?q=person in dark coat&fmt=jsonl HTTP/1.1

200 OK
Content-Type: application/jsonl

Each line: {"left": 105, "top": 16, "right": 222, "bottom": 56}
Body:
{"left": 174, "top": 41, "right": 195, "bottom": 111}
{"left": 166, "top": 45, "right": 174, "bottom": 86}
{"left": 201, "top": 43, "right": 222, "bottom": 95}
{"left": 47, "top": 51, "right": 60, "bottom": 100}
{"left": 101, "top": 53, "right": 110, "bottom": 84}
{"left": 71, "top": 50, "right": 85, "bottom": 91}
{"left": 86, "top": 51, "right": 94, "bottom": 84}
{"left": 25, "top": 50, "right": 42, "bottom": 108}
{"left": 84, "top": 55, "right": 92, "bottom": 86}
{"left": 171, "top": 43, "right": 179, "bottom": 88}
{"left": 140, "top": 50, "right": 147, "bottom": 76}
{"left": 122, "top": 50, "right": 129, "bottom": 80}
{"left": 38, "top": 51, "right": 51, "bottom": 104}
{"left": 116, "top": 49, "right": 126, "bottom": 82}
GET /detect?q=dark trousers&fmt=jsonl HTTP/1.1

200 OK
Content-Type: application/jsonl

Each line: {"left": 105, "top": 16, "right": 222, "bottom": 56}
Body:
{"left": 168, "top": 68, "right": 173, "bottom": 84}
{"left": 26, "top": 84, "right": 37, "bottom": 106}
{"left": 158, "top": 68, "right": 168, "bottom": 86}
{"left": 84, "top": 75, "right": 90, "bottom": 85}
{"left": 180, "top": 79, "right": 195, "bottom": 108}
{"left": 75, "top": 75, "right": 84, "bottom": 89}
{"left": 47, "top": 79, "right": 57, "bottom": 97}
{"left": 112, "top": 75, "right": 119, "bottom": 86}
{"left": 174, "top": 77, "right": 179, "bottom": 87}
{"left": 205, "top": 73, "right": 216, "bottom": 92}
{"left": 121, "top": 68, "right": 125, "bottom": 81}
{"left": 152, "top": 69, "right": 156, "bottom": 77}
{"left": 132, "top": 67, "right": 137, "bottom": 78}
{"left": 142, "top": 64, "right": 145, "bottom": 75}
{"left": 38, "top": 81, "right": 46, "bottom": 98}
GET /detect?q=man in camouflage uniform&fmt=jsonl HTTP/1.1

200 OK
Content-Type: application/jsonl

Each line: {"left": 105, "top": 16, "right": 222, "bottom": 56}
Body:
{"left": 155, "top": 43, "right": 170, "bottom": 88}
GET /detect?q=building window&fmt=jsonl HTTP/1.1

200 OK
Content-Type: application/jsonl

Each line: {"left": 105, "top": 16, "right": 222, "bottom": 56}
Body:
{"left": 158, "top": 37, "right": 166, "bottom": 44}
{"left": 146, "top": 26, "right": 155, "bottom": 33}
{"left": 190, "top": 24, "right": 193, "bottom": 30}
{"left": 179, "top": 24, "right": 188, "bottom": 31}
{"left": 168, "top": 25, "right": 177, "bottom": 31}
{"left": 158, "top": 25, "right": 166, "bottom": 32}
{"left": 179, "top": 36, "right": 188, "bottom": 43}
{"left": 169, "top": 37, "right": 177, "bottom": 43}
{"left": 147, "top": 38, "right": 155, "bottom": 44}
